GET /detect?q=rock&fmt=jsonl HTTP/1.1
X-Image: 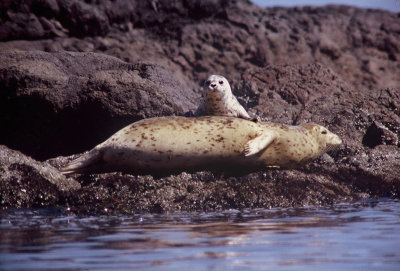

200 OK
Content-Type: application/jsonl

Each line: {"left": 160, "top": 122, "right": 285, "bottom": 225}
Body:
{"left": 232, "top": 63, "right": 350, "bottom": 124}
{"left": 1, "top": 1, "right": 399, "bottom": 90}
{"left": 330, "top": 145, "right": 400, "bottom": 198}
{"left": 299, "top": 88, "right": 400, "bottom": 148}
{"left": 299, "top": 87, "right": 400, "bottom": 198}
{"left": 362, "top": 121, "right": 399, "bottom": 148}
{"left": 0, "top": 0, "right": 399, "bottom": 213}
{"left": 46, "top": 170, "right": 361, "bottom": 215}
{"left": 0, "top": 0, "right": 108, "bottom": 39}
{"left": 0, "top": 50, "right": 197, "bottom": 160}
{"left": 0, "top": 145, "right": 80, "bottom": 208}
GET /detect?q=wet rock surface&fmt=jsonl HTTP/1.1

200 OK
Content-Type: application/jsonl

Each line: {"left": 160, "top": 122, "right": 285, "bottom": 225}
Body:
{"left": 0, "top": 0, "right": 399, "bottom": 214}
{"left": 0, "top": 145, "right": 80, "bottom": 208}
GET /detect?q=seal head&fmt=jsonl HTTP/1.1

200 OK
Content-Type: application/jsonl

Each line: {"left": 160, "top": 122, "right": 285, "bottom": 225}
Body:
{"left": 301, "top": 123, "right": 342, "bottom": 152}
{"left": 194, "top": 75, "right": 251, "bottom": 120}
{"left": 244, "top": 122, "right": 342, "bottom": 168}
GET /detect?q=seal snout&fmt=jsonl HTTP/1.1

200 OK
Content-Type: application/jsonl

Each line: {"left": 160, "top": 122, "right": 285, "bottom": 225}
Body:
{"left": 205, "top": 75, "right": 227, "bottom": 93}
{"left": 208, "top": 80, "right": 221, "bottom": 91}
{"left": 326, "top": 132, "right": 342, "bottom": 151}
{"left": 303, "top": 123, "right": 342, "bottom": 152}
{"left": 332, "top": 134, "right": 342, "bottom": 145}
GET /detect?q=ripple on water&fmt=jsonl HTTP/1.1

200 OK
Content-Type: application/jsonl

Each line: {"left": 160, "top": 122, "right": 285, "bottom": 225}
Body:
{"left": 0, "top": 198, "right": 399, "bottom": 270}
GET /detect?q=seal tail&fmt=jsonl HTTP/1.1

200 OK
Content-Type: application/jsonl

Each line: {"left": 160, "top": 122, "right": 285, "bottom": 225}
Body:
{"left": 61, "top": 149, "right": 103, "bottom": 175}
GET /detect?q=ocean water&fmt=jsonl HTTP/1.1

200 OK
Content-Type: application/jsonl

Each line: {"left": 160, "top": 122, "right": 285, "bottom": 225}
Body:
{"left": 1, "top": 199, "right": 399, "bottom": 270}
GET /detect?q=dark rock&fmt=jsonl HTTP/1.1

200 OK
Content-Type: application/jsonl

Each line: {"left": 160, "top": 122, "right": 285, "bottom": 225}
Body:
{"left": 0, "top": 0, "right": 108, "bottom": 39}
{"left": 0, "top": 145, "right": 80, "bottom": 208}
{"left": 299, "top": 88, "right": 400, "bottom": 150}
{"left": 0, "top": 50, "right": 197, "bottom": 160}
{"left": 0, "top": 0, "right": 400, "bottom": 213}
{"left": 44, "top": 169, "right": 363, "bottom": 215}
{"left": 233, "top": 63, "right": 350, "bottom": 124}
{"left": 333, "top": 145, "right": 400, "bottom": 198}
{"left": 1, "top": 1, "right": 399, "bottom": 91}
{"left": 362, "top": 121, "right": 399, "bottom": 148}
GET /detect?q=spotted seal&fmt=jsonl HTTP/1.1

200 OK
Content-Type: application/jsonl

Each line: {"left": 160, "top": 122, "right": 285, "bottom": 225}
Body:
{"left": 194, "top": 75, "right": 251, "bottom": 120}
{"left": 61, "top": 116, "right": 341, "bottom": 175}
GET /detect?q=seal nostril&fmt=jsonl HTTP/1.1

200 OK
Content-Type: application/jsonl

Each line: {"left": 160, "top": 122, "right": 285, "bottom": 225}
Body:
{"left": 211, "top": 83, "right": 216, "bottom": 88}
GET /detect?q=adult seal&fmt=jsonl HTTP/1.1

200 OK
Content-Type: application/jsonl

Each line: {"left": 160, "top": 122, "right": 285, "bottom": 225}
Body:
{"left": 194, "top": 75, "right": 252, "bottom": 120}
{"left": 61, "top": 116, "right": 342, "bottom": 175}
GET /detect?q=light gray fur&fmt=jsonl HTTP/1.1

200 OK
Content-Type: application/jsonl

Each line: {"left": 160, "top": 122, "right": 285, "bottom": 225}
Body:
{"left": 194, "top": 75, "right": 251, "bottom": 120}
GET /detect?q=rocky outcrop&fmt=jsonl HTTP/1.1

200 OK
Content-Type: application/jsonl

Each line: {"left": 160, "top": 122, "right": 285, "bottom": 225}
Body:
{"left": 1, "top": 1, "right": 398, "bottom": 90}
{"left": 0, "top": 0, "right": 399, "bottom": 214}
{"left": 233, "top": 63, "right": 352, "bottom": 124}
{"left": 0, "top": 145, "right": 80, "bottom": 208}
{"left": 0, "top": 50, "right": 197, "bottom": 160}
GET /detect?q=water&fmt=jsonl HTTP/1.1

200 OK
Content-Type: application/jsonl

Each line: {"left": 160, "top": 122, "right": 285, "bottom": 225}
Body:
{"left": 1, "top": 199, "right": 399, "bottom": 271}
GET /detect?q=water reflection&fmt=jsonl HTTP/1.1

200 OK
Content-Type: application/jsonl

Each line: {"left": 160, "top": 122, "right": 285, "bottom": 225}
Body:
{"left": 1, "top": 199, "right": 399, "bottom": 270}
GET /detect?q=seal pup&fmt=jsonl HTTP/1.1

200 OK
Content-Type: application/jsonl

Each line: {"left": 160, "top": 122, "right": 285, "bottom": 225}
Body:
{"left": 61, "top": 116, "right": 342, "bottom": 175}
{"left": 194, "top": 75, "right": 252, "bottom": 120}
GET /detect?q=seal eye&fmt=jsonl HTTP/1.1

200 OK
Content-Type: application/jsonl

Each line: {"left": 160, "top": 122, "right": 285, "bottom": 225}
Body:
{"left": 206, "top": 80, "right": 211, "bottom": 85}
{"left": 321, "top": 130, "right": 328, "bottom": 135}
{"left": 219, "top": 80, "right": 224, "bottom": 85}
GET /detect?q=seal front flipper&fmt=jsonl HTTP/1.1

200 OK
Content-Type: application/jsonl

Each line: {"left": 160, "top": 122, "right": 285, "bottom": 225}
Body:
{"left": 232, "top": 95, "right": 251, "bottom": 120}
{"left": 243, "top": 131, "right": 276, "bottom": 156}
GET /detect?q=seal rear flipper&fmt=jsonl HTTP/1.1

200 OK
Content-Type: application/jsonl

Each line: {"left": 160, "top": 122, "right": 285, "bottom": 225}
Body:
{"left": 243, "top": 131, "right": 275, "bottom": 156}
{"left": 61, "top": 149, "right": 103, "bottom": 175}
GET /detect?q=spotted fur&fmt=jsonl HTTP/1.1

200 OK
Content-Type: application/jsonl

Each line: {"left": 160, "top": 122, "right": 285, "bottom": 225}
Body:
{"left": 61, "top": 117, "right": 342, "bottom": 174}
